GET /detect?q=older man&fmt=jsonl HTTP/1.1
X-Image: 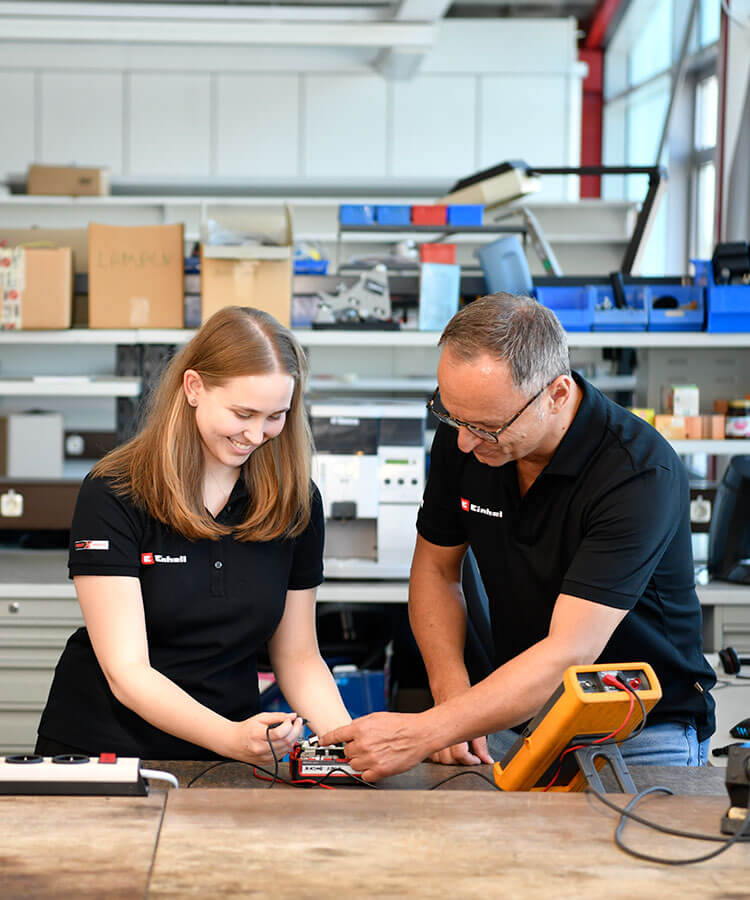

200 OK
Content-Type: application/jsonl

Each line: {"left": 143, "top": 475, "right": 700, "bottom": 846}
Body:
{"left": 323, "top": 293, "right": 715, "bottom": 782}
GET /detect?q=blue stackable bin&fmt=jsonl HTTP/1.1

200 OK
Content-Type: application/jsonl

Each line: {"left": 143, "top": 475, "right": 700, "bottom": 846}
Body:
{"left": 375, "top": 204, "right": 412, "bottom": 226}
{"left": 592, "top": 284, "right": 649, "bottom": 331}
{"left": 694, "top": 258, "right": 750, "bottom": 332}
{"left": 339, "top": 204, "right": 376, "bottom": 226}
{"left": 447, "top": 204, "right": 484, "bottom": 226}
{"left": 647, "top": 283, "right": 705, "bottom": 331}
{"left": 534, "top": 285, "right": 594, "bottom": 331}
{"left": 293, "top": 258, "right": 328, "bottom": 274}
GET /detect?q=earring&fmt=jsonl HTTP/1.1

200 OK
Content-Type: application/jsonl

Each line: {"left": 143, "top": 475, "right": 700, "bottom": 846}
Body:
{"left": 189, "top": 397, "right": 197, "bottom": 407}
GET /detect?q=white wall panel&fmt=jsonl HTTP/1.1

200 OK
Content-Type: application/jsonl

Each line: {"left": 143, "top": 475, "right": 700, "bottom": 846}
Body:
{"left": 40, "top": 72, "right": 123, "bottom": 173}
{"left": 303, "top": 75, "right": 387, "bottom": 177}
{"left": 423, "top": 19, "right": 577, "bottom": 74}
{"left": 129, "top": 73, "right": 211, "bottom": 176}
{"left": 0, "top": 71, "right": 35, "bottom": 179}
{"left": 480, "top": 74, "right": 571, "bottom": 200}
{"left": 391, "top": 76, "right": 475, "bottom": 178}
{"left": 216, "top": 74, "right": 299, "bottom": 177}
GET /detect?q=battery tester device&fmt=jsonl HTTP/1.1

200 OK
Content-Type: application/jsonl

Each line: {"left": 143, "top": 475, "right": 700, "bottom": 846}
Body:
{"left": 494, "top": 662, "right": 662, "bottom": 792}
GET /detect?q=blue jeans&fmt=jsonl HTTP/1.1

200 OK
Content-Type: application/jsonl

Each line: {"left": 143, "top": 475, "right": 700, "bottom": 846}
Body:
{"left": 487, "top": 722, "right": 710, "bottom": 767}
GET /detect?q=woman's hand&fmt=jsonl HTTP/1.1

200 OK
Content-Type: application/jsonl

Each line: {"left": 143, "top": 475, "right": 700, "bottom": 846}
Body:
{"left": 230, "top": 711, "right": 305, "bottom": 765}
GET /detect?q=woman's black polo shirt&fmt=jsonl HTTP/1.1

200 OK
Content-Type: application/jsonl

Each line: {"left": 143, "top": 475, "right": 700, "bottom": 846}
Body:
{"left": 38, "top": 475, "right": 325, "bottom": 759}
{"left": 417, "top": 373, "right": 716, "bottom": 741}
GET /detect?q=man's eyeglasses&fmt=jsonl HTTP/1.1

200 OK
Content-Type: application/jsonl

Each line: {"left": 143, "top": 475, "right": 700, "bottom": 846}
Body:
{"left": 426, "top": 379, "right": 558, "bottom": 444}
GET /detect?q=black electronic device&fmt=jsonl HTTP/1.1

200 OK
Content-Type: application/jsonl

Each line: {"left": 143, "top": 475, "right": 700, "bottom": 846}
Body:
{"left": 712, "top": 241, "right": 750, "bottom": 285}
{"left": 721, "top": 743, "right": 750, "bottom": 836}
{"left": 708, "top": 456, "right": 750, "bottom": 584}
{"left": 730, "top": 718, "right": 750, "bottom": 739}
{"left": 719, "top": 646, "right": 750, "bottom": 675}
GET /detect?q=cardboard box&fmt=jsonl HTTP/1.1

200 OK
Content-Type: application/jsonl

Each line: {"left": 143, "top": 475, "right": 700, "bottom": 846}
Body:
{"left": 27, "top": 164, "right": 110, "bottom": 196}
{"left": 88, "top": 223, "right": 185, "bottom": 328}
{"left": 0, "top": 412, "right": 64, "bottom": 478}
{"left": 702, "top": 414, "right": 725, "bottom": 439}
{"left": 0, "top": 228, "right": 89, "bottom": 272}
{"left": 629, "top": 408, "right": 655, "bottom": 426}
{"left": 200, "top": 206, "right": 292, "bottom": 326}
{"left": 685, "top": 416, "right": 703, "bottom": 440}
{"left": 654, "top": 414, "right": 687, "bottom": 440}
{"left": 0, "top": 247, "right": 72, "bottom": 329}
{"left": 662, "top": 384, "right": 700, "bottom": 417}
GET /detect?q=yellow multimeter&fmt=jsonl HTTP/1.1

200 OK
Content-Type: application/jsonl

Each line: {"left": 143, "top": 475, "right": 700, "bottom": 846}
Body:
{"left": 493, "top": 662, "right": 662, "bottom": 792}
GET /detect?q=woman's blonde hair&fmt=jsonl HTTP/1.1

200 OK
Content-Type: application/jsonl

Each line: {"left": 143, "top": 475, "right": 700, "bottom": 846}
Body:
{"left": 92, "top": 306, "right": 313, "bottom": 541}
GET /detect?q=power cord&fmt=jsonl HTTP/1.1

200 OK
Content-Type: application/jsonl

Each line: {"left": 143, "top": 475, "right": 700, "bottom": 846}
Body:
{"left": 587, "top": 785, "right": 750, "bottom": 865}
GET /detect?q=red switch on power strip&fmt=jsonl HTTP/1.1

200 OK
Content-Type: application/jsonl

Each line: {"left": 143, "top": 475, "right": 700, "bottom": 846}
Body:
{"left": 98, "top": 753, "right": 117, "bottom": 764}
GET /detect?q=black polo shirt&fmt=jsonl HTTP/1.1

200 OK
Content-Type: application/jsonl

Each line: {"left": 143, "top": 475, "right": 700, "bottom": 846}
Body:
{"left": 417, "top": 372, "right": 716, "bottom": 741}
{"left": 38, "top": 475, "right": 324, "bottom": 759}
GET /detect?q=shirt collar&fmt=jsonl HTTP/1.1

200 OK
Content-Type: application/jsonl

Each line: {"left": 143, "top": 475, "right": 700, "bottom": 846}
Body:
{"left": 543, "top": 371, "right": 608, "bottom": 478}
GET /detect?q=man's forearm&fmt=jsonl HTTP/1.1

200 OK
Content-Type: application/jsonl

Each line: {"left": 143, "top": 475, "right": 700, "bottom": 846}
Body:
{"left": 408, "top": 568, "right": 471, "bottom": 700}
{"left": 415, "top": 635, "right": 580, "bottom": 755}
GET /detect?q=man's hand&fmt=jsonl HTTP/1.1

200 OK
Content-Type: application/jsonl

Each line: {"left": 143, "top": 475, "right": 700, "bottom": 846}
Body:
{"left": 320, "top": 711, "right": 429, "bottom": 782}
{"left": 430, "top": 736, "right": 493, "bottom": 766}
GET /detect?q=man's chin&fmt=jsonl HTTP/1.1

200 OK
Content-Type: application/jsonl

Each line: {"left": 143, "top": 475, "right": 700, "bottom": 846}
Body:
{"left": 472, "top": 449, "right": 506, "bottom": 467}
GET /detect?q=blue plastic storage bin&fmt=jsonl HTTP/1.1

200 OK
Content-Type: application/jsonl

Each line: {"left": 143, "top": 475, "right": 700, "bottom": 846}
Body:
{"left": 293, "top": 258, "right": 328, "bottom": 274}
{"left": 447, "top": 204, "right": 484, "bottom": 226}
{"left": 647, "top": 284, "right": 705, "bottom": 331}
{"left": 592, "top": 284, "right": 648, "bottom": 331}
{"left": 534, "top": 285, "right": 594, "bottom": 332}
{"left": 339, "top": 204, "right": 375, "bottom": 226}
{"left": 694, "top": 258, "right": 750, "bottom": 332}
{"left": 375, "top": 204, "right": 411, "bottom": 225}
{"left": 260, "top": 668, "right": 386, "bottom": 720}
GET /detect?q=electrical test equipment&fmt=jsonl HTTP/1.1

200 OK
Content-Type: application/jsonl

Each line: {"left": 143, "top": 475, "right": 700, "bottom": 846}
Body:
{"left": 494, "top": 662, "right": 662, "bottom": 792}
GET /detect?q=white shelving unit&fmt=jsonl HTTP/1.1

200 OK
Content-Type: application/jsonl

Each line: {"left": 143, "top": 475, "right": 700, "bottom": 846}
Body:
{"left": 0, "top": 376, "right": 141, "bottom": 397}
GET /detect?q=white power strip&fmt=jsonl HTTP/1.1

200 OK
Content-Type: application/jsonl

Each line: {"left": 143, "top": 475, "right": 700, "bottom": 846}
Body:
{"left": 0, "top": 755, "right": 148, "bottom": 796}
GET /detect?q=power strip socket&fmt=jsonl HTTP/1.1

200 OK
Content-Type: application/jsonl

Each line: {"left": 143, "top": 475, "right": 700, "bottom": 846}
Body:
{"left": 0, "top": 755, "right": 148, "bottom": 796}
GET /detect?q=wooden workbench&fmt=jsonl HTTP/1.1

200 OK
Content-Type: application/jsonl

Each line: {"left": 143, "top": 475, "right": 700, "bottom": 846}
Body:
{"left": 1, "top": 763, "right": 745, "bottom": 899}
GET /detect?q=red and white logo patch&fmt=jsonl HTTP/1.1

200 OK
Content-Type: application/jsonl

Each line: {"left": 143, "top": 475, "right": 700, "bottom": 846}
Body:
{"left": 460, "top": 498, "right": 503, "bottom": 518}
{"left": 141, "top": 552, "right": 155, "bottom": 565}
{"left": 75, "top": 540, "right": 109, "bottom": 551}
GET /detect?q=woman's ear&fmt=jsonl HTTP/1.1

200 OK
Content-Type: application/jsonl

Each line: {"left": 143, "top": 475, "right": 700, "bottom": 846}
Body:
{"left": 183, "top": 369, "right": 204, "bottom": 406}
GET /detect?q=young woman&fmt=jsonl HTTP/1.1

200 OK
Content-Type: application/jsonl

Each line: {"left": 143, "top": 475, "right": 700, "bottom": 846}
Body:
{"left": 36, "top": 306, "right": 351, "bottom": 762}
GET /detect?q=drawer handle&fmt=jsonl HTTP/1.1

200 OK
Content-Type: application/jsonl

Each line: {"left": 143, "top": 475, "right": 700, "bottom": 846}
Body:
{"left": 8, "top": 602, "right": 20, "bottom": 614}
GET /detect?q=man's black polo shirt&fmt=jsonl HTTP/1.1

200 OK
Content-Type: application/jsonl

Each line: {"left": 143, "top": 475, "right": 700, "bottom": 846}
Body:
{"left": 417, "top": 372, "right": 716, "bottom": 741}
{"left": 38, "top": 475, "right": 324, "bottom": 758}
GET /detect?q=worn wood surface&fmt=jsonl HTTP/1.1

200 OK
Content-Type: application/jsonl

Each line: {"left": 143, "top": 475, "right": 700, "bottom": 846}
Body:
{"left": 0, "top": 792, "right": 165, "bottom": 899}
{"left": 143, "top": 759, "right": 727, "bottom": 794}
{"left": 147, "top": 790, "right": 748, "bottom": 900}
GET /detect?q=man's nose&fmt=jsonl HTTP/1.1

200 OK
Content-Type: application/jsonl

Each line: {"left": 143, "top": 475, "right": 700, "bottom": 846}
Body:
{"left": 457, "top": 426, "right": 482, "bottom": 453}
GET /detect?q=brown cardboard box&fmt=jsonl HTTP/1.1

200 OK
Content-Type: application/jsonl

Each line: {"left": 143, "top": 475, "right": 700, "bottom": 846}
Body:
{"left": 27, "top": 164, "right": 110, "bottom": 196}
{"left": 654, "top": 414, "right": 687, "bottom": 440}
{"left": 0, "top": 227, "right": 89, "bottom": 271}
{"left": 684, "top": 416, "right": 703, "bottom": 440}
{"left": 0, "top": 247, "right": 72, "bottom": 329}
{"left": 200, "top": 206, "right": 292, "bottom": 326}
{"left": 702, "top": 414, "right": 725, "bottom": 439}
{"left": 88, "top": 223, "right": 184, "bottom": 328}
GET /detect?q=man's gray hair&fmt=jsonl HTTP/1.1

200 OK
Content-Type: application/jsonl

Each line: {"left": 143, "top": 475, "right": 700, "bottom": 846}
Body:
{"left": 438, "top": 293, "right": 570, "bottom": 394}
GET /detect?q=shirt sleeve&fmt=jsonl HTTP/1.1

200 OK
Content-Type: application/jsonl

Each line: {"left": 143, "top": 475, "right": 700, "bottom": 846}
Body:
{"left": 68, "top": 476, "right": 144, "bottom": 578}
{"left": 416, "top": 423, "right": 467, "bottom": 548}
{"left": 287, "top": 483, "right": 325, "bottom": 590}
{"left": 560, "top": 464, "right": 684, "bottom": 610}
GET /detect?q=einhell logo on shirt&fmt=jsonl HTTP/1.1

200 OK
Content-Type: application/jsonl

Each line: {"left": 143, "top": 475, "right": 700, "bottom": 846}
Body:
{"left": 141, "top": 552, "right": 187, "bottom": 565}
{"left": 75, "top": 540, "right": 110, "bottom": 551}
{"left": 460, "top": 497, "right": 503, "bottom": 518}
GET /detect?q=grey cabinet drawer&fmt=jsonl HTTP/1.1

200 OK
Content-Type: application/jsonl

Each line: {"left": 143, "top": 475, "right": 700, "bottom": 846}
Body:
{"left": 1, "top": 596, "right": 82, "bottom": 622}
{"left": 0, "top": 704, "right": 43, "bottom": 755}
{"left": 0, "top": 662, "right": 56, "bottom": 704}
